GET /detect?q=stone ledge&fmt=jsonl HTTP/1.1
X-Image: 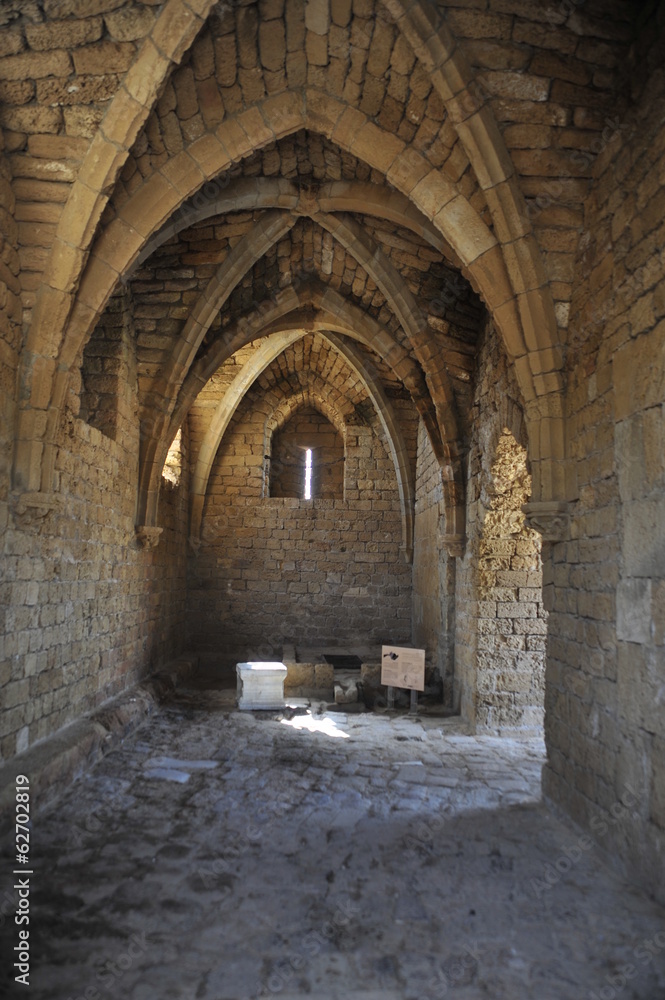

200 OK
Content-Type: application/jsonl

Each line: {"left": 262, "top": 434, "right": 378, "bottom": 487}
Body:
{"left": 0, "top": 654, "right": 198, "bottom": 827}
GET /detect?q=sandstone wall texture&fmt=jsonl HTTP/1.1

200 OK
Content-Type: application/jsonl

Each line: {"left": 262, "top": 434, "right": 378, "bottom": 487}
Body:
{"left": 455, "top": 319, "right": 545, "bottom": 734}
{"left": 188, "top": 361, "right": 413, "bottom": 660}
{"left": 2, "top": 209, "right": 188, "bottom": 760}
{"left": 80, "top": 285, "right": 138, "bottom": 443}
{"left": 543, "top": 16, "right": 665, "bottom": 895}
{"left": 0, "top": 0, "right": 664, "bottom": 902}
{"left": 270, "top": 405, "right": 345, "bottom": 499}
{"left": 412, "top": 417, "right": 455, "bottom": 699}
{"left": 0, "top": 120, "right": 20, "bottom": 582}
{"left": 1, "top": 416, "right": 189, "bottom": 761}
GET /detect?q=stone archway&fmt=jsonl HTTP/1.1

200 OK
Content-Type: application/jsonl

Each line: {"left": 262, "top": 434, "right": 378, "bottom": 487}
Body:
{"left": 188, "top": 327, "right": 416, "bottom": 559}
{"left": 14, "top": 87, "right": 565, "bottom": 534}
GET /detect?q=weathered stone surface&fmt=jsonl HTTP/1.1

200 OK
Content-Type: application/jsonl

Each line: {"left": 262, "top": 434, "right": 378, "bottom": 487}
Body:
{"left": 36, "top": 73, "right": 120, "bottom": 106}
{"left": 12, "top": 690, "right": 665, "bottom": 1000}
{"left": 104, "top": 4, "right": 156, "bottom": 41}
{"left": 25, "top": 16, "right": 103, "bottom": 51}
{"left": 0, "top": 0, "right": 664, "bottom": 931}
{"left": 0, "top": 656, "right": 197, "bottom": 819}
{"left": 0, "top": 48, "right": 72, "bottom": 80}
{"left": 71, "top": 40, "right": 136, "bottom": 75}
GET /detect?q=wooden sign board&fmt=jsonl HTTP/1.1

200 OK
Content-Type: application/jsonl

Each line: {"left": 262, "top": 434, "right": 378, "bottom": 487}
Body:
{"left": 381, "top": 645, "right": 425, "bottom": 692}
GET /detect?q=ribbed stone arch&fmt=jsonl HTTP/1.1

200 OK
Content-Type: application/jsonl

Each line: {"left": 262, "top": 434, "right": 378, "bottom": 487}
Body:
{"left": 313, "top": 210, "right": 462, "bottom": 476}
{"left": 140, "top": 281, "right": 444, "bottom": 532}
{"left": 13, "top": 0, "right": 217, "bottom": 494}
{"left": 325, "top": 332, "right": 416, "bottom": 562}
{"left": 14, "top": 88, "right": 562, "bottom": 513}
{"left": 139, "top": 206, "right": 465, "bottom": 535}
{"left": 265, "top": 388, "right": 351, "bottom": 440}
{"left": 130, "top": 177, "right": 454, "bottom": 274}
{"left": 385, "top": 0, "right": 565, "bottom": 507}
{"left": 189, "top": 330, "right": 303, "bottom": 543}
{"left": 262, "top": 388, "right": 349, "bottom": 499}
{"left": 188, "top": 329, "right": 416, "bottom": 561}
{"left": 141, "top": 202, "right": 462, "bottom": 520}
{"left": 138, "top": 209, "right": 296, "bottom": 515}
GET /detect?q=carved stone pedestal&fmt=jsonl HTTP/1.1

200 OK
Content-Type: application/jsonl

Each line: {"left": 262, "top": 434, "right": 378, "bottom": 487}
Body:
{"left": 236, "top": 662, "right": 287, "bottom": 710}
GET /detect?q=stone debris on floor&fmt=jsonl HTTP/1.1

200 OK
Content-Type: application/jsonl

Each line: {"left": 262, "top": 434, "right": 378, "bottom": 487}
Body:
{"left": 2, "top": 690, "right": 665, "bottom": 1000}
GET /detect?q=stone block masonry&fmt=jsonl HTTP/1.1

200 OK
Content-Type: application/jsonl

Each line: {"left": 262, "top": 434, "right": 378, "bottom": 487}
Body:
{"left": 0, "top": 416, "right": 190, "bottom": 761}
{"left": 0, "top": 0, "right": 664, "bottom": 915}
{"left": 412, "top": 418, "right": 455, "bottom": 700}
{"left": 543, "top": 18, "right": 665, "bottom": 904}
{"left": 187, "top": 352, "right": 414, "bottom": 657}
{"left": 190, "top": 496, "right": 412, "bottom": 659}
{"left": 455, "top": 318, "right": 546, "bottom": 735}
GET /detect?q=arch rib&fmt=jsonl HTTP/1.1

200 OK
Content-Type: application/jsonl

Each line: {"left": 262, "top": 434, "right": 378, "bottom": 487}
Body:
{"left": 189, "top": 331, "right": 303, "bottom": 542}
{"left": 14, "top": 0, "right": 217, "bottom": 493}
{"left": 189, "top": 329, "right": 416, "bottom": 561}
{"left": 14, "top": 94, "right": 498, "bottom": 501}
{"left": 138, "top": 210, "right": 297, "bottom": 521}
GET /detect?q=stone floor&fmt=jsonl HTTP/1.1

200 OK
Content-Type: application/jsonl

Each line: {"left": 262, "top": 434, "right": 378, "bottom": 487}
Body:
{"left": 2, "top": 682, "right": 665, "bottom": 1000}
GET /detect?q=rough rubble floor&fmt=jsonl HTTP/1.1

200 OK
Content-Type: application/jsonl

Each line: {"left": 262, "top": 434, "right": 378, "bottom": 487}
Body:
{"left": 3, "top": 684, "right": 665, "bottom": 1000}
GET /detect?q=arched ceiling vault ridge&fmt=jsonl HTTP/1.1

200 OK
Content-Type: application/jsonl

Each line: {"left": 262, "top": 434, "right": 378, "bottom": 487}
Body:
{"left": 137, "top": 208, "right": 297, "bottom": 512}
{"left": 139, "top": 283, "right": 442, "bottom": 529}
{"left": 189, "top": 330, "right": 302, "bottom": 544}
{"left": 383, "top": 0, "right": 568, "bottom": 507}
{"left": 130, "top": 178, "right": 456, "bottom": 272}
{"left": 324, "top": 331, "right": 417, "bottom": 561}
{"left": 12, "top": 6, "right": 568, "bottom": 524}
{"left": 138, "top": 208, "right": 465, "bottom": 528}
{"left": 12, "top": 0, "right": 218, "bottom": 495}
{"left": 189, "top": 328, "right": 417, "bottom": 562}
{"left": 140, "top": 200, "right": 463, "bottom": 508}
{"left": 313, "top": 210, "right": 463, "bottom": 452}
{"left": 16, "top": 93, "right": 512, "bottom": 503}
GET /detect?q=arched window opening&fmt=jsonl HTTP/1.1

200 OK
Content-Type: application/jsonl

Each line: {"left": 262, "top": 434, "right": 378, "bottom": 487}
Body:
{"left": 162, "top": 428, "right": 183, "bottom": 486}
{"left": 269, "top": 406, "right": 344, "bottom": 499}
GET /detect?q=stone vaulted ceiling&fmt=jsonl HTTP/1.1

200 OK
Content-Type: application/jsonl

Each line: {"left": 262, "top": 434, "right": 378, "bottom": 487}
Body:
{"left": 4, "top": 0, "right": 639, "bottom": 544}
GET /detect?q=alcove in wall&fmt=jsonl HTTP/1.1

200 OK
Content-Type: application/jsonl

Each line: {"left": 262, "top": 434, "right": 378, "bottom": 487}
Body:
{"left": 268, "top": 404, "right": 345, "bottom": 500}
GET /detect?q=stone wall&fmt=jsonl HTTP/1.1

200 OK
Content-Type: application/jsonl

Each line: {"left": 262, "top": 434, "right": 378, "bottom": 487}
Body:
{"left": 456, "top": 318, "right": 546, "bottom": 733}
{"left": 0, "top": 0, "right": 663, "bottom": 905}
{"left": 0, "top": 121, "right": 19, "bottom": 594}
{"left": 80, "top": 286, "right": 137, "bottom": 443}
{"left": 188, "top": 379, "right": 412, "bottom": 660}
{"left": 475, "top": 430, "right": 546, "bottom": 731}
{"left": 0, "top": 416, "right": 189, "bottom": 761}
{"left": 269, "top": 404, "right": 345, "bottom": 499}
{"left": 543, "top": 13, "right": 665, "bottom": 898}
{"left": 412, "top": 418, "right": 454, "bottom": 698}
{"left": 1, "top": 293, "right": 189, "bottom": 762}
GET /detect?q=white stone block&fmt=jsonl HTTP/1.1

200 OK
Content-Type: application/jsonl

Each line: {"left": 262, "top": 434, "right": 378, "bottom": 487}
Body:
{"left": 236, "top": 662, "right": 287, "bottom": 710}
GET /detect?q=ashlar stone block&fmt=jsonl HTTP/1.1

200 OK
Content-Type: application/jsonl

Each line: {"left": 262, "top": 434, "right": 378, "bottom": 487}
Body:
{"left": 236, "top": 661, "right": 287, "bottom": 710}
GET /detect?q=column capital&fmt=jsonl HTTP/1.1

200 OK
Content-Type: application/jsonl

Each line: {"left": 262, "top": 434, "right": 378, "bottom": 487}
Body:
{"left": 439, "top": 532, "right": 466, "bottom": 558}
{"left": 522, "top": 501, "right": 570, "bottom": 542}
{"left": 135, "top": 525, "right": 163, "bottom": 549}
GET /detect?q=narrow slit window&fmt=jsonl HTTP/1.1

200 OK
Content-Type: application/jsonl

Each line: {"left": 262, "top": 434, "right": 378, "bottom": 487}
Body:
{"left": 269, "top": 407, "right": 343, "bottom": 499}
{"left": 304, "top": 448, "right": 312, "bottom": 499}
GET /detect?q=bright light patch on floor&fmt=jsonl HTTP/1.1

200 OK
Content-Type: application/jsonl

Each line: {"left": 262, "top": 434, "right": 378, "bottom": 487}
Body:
{"left": 280, "top": 711, "right": 350, "bottom": 739}
{"left": 304, "top": 448, "right": 312, "bottom": 499}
